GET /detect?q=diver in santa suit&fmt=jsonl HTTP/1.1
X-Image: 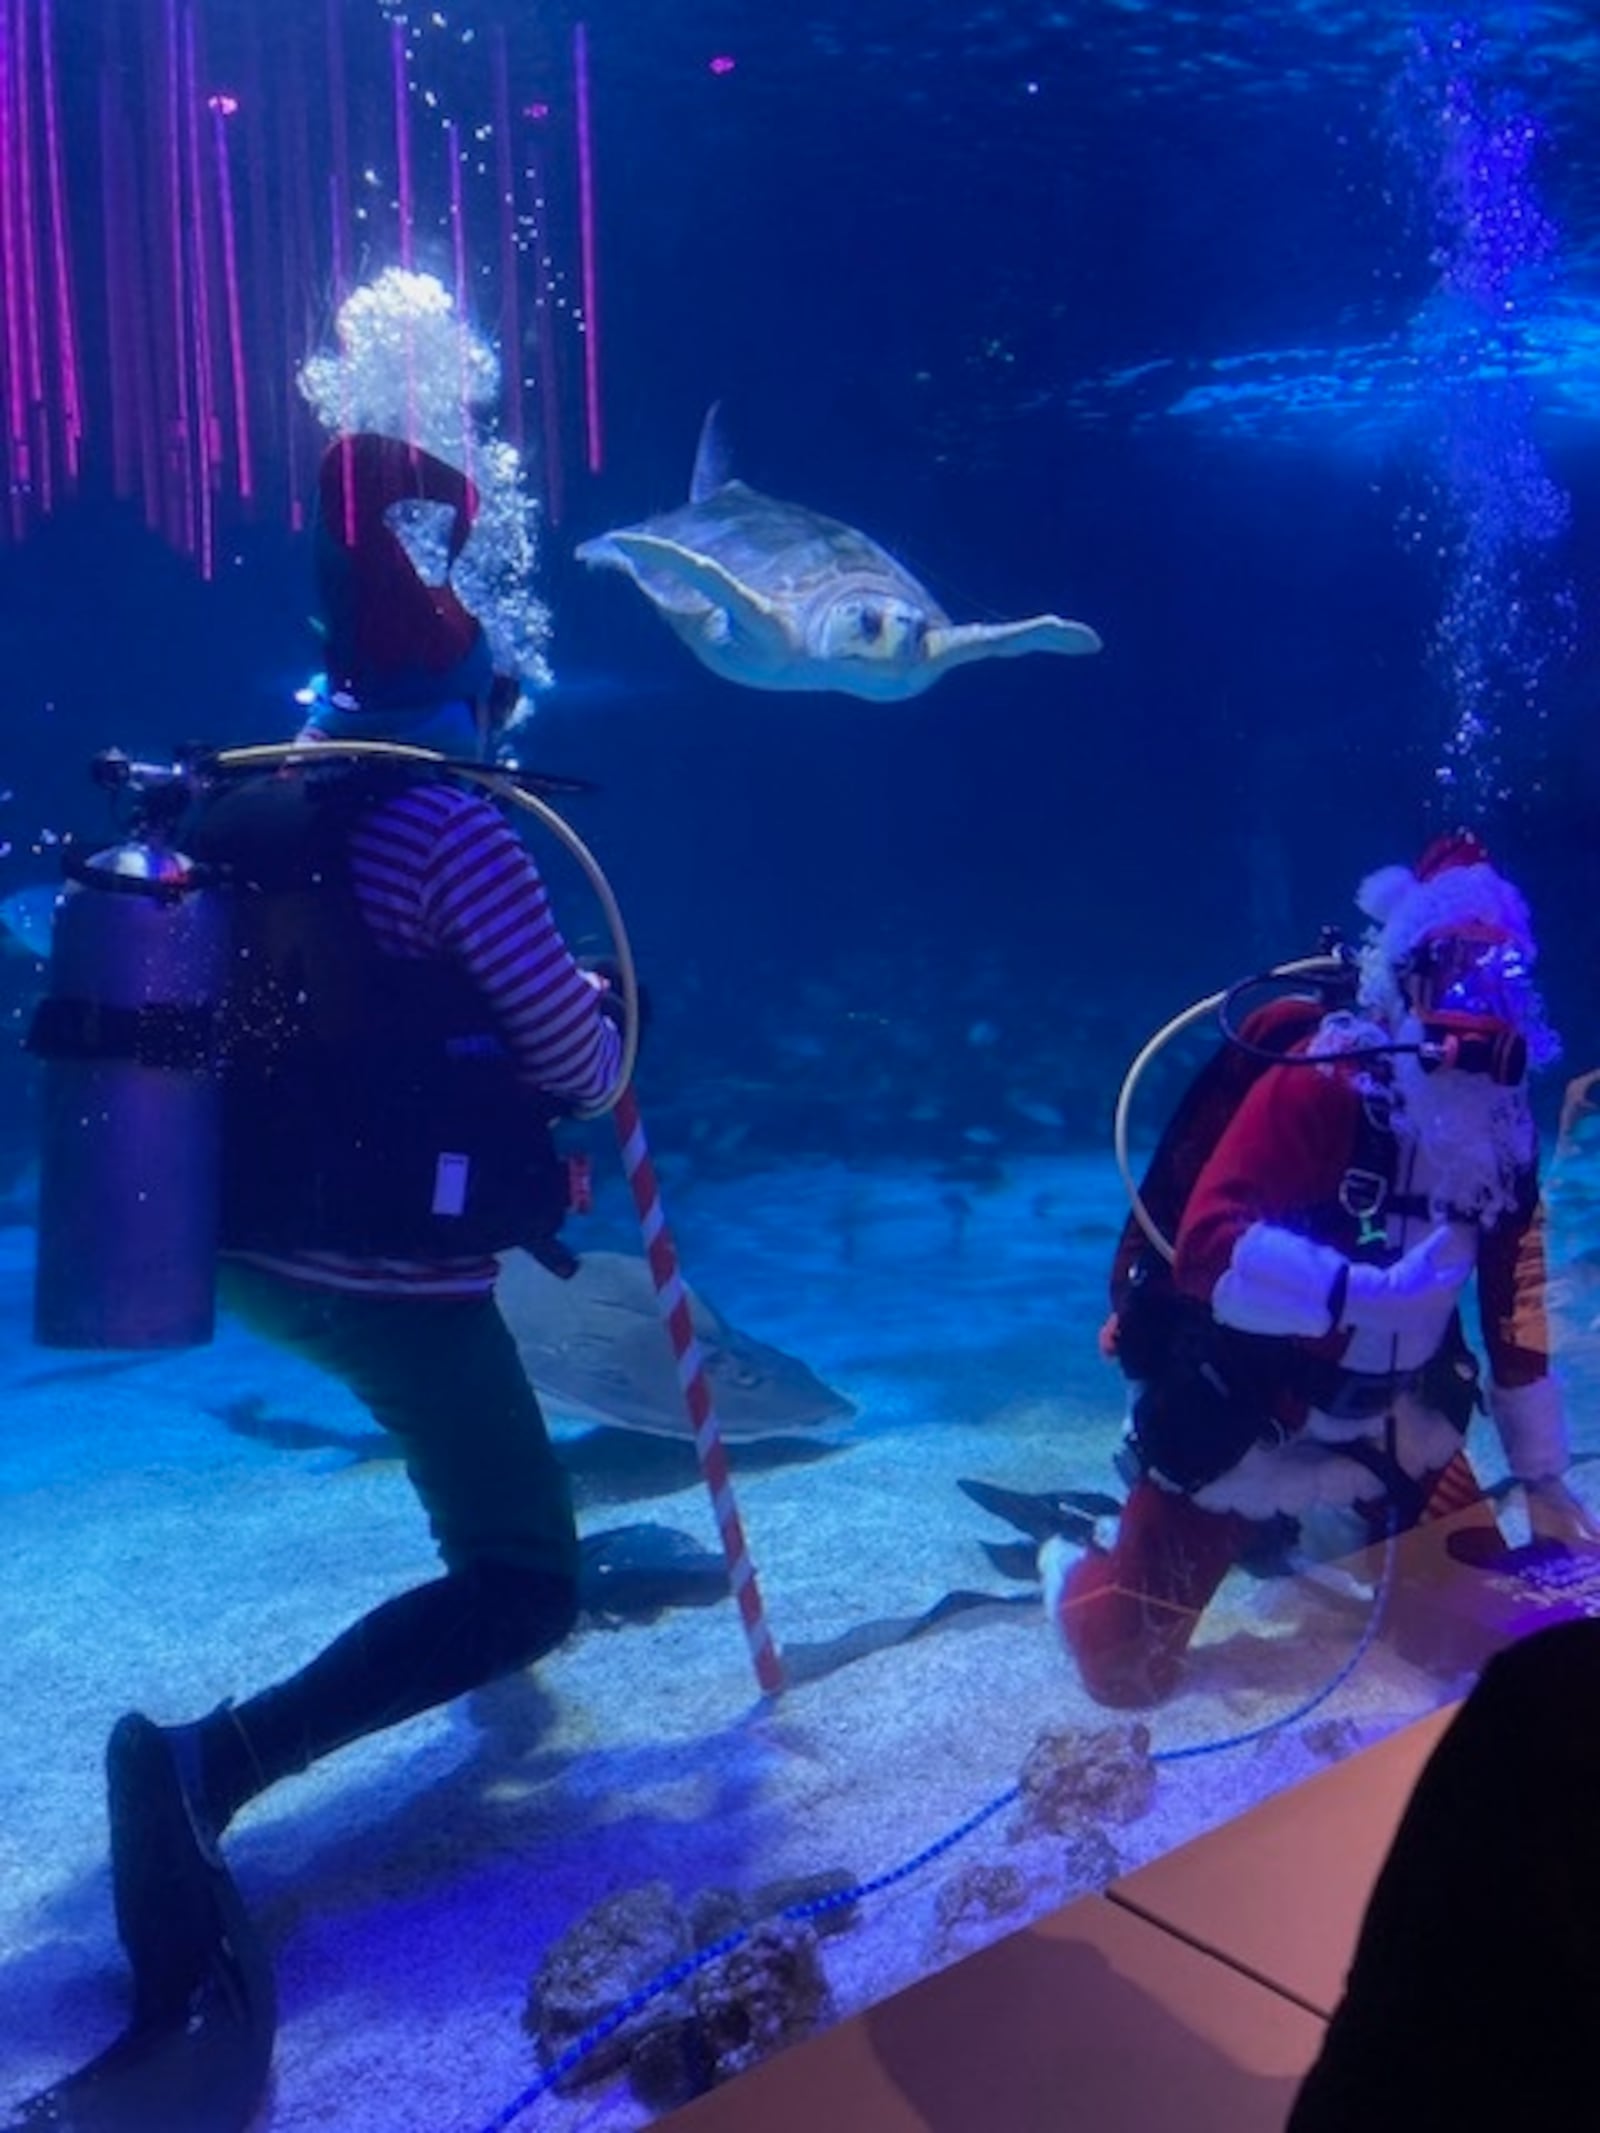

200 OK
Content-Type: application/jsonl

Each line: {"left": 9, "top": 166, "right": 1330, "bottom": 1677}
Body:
{"left": 1058, "top": 831, "right": 1597, "bottom": 1707}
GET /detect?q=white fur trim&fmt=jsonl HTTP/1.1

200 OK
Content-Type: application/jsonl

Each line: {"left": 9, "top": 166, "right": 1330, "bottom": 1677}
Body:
{"left": 1356, "top": 863, "right": 1418, "bottom": 925}
{"left": 1488, "top": 1376, "right": 1568, "bottom": 1481}
{"left": 1212, "top": 1222, "right": 1344, "bottom": 1338}
{"left": 1193, "top": 1395, "right": 1461, "bottom": 1518}
{"left": 1357, "top": 861, "right": 1534, "bottom": 1017}
{"left": 1040, "top": 1533, "right": 1078, "bottom": 1650}
{"left": 1337, "top": 1225, "right": 1474, "bottom": 1353}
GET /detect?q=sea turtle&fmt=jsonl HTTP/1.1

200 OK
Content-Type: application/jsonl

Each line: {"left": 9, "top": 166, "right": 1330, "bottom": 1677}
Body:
{"left": 575, "top": 406, "right": 1103, "bottom": 701}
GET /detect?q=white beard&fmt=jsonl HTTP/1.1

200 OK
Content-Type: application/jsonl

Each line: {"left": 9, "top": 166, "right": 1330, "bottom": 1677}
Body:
{"left": 1389, "top": 1015, "right": 1535, "bottom": 1224}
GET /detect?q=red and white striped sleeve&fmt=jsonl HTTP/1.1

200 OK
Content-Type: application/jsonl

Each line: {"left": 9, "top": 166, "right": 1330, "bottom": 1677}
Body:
{"left": 356, "top": 785, "right": 622, "bottom": 1110}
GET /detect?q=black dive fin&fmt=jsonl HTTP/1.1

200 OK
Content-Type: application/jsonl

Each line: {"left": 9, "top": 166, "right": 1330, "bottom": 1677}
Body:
{"left": 980, "top": 1537, "right": 1046, "bottom": 1583}
{"left": 5, "top": 1717, "right": 278, "bottom": 2133}
{"left": 1, "top": 1898, "right": 275, "bottom": 2133}
{"left": 958, "top": 1475, "right": 1102, "bottom": 1546}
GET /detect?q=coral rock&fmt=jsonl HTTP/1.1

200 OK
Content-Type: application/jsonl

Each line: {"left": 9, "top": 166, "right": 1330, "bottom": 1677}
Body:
{"left": 526, "top": 1882, "right": 692, "bottom": 2091}
{"left": 1013, "top": 1722, "right": 1157, "bottom": 1837}
{"left": 694, "top": 1918, "right": 836, "bottom": 2083}
{"left": 1300, "top": 1715, "right": 1363, "bottom": 1763}
{"left": 928, "top": 1860, "right": 1029, "bottom": 1959}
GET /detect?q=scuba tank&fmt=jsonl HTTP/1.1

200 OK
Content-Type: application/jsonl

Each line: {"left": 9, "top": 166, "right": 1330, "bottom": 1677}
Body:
{"left": 29, "top": 754, "right": 231, "bottom": 1348}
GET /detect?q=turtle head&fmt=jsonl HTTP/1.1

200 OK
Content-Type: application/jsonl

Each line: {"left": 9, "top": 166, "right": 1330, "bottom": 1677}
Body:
{"left": 814, "top": 592, "right": 930, "bottom": 672}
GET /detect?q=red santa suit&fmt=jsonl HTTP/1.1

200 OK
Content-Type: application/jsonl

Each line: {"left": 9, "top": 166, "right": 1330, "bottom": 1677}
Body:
{"left": 1055, "top": 1029, "right": 1562, "bottom": 1708}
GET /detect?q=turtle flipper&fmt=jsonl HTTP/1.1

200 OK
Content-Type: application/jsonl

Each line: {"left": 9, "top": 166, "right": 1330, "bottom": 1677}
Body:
{"left": 924, "top": 615, "right": 1103, "bottom": 675}
{"left": 593, "top": 530, "right": 795, "bottom": 653}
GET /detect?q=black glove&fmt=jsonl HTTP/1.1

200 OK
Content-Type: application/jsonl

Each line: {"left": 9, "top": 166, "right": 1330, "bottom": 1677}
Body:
{"left": 1128, "top": 1300, "right": 1279, "bottom": 1494}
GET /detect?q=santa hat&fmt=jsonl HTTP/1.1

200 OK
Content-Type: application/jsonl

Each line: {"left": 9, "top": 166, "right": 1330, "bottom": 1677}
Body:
{"left": 1357, "top": 830, "right": 1536, "bottom": 977}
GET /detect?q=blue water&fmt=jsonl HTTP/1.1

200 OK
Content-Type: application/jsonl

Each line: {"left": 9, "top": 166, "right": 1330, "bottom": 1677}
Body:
{"left": 4, "top": 3, "right": 1600, "bottom": 2125}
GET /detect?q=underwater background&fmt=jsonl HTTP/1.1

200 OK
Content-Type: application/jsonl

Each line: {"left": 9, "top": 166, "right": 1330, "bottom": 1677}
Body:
{"left": 5, "top": 2, "right": 1600, "bottom": 2128}
{"left": 5, "top": 0, "right": 1600, "bottom": 1178}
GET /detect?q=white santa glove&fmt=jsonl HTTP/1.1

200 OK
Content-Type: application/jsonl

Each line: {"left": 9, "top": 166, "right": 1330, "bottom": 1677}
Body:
{"left": 1213, "top": 1221, "right": 1473, "bottom": 1341}
{"left": 1334, "top": 1224, "right": 1476, "bottom": 1337}
{"left": 1213, "top": 1224, "right": 1348, "bottom": 1337}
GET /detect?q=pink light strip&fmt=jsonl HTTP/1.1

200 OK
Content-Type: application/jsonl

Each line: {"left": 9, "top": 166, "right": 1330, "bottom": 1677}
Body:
{"left": 127, "top": 19, "right": 161, "bottom": 531}
{"left": 392, "top": 17, "right": 413, "bottom": 272}
{"left": 110, "top": 71, "right": 160, "bottom": 531}
{"left": 446, "top": 118, "right": 474, "bottom": 493}
{"left": 182, "top": 5, "right": 216, "bottom": 577}
{"left": 526, "top": 139, "right": 564, "bottom": 528}
{"left": 281, "top": 23, "right": 313, "bottom": 533}
{"left": 325, "top": 0, "right": 350, "bottom": 302}
{"left": 211, "top": 98, "right": 253, "bottom": 500}
{"left": 40, "top": 0, "right": 81, "bottom": 479}
{"left": 13, "top": 0, "right": 50, "bottom": 518}
{"left": 490, "top": 28, "right": 524, "bottom": 460}
{"left": 331, "top": 178, "right": 354, "bottom": 548}
{"left": 573, "top": 22, "right": 603, "bottom": 475}
{"left": 0, "top": 3, "right": 30, "bottom": 522}
{"left": 13, "top": 0, "right": 43, "bottom": 416}
{"left": 164, "top": 0, "right": 195, "bottom": 555}
{"left": 98, "top": 63, "right": 129, "bottom": 496}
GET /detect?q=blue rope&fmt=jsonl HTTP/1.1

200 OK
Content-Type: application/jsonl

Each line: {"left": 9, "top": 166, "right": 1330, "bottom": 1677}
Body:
{"left": 1155, "top": 1513, "right": 1399, "bottom": 1763}
{"left": 467, "top": 1524, "right": 1398, "bottom": 2133}
{"left": 467, "top": 1788, "right": 1023, "bottom": 2133}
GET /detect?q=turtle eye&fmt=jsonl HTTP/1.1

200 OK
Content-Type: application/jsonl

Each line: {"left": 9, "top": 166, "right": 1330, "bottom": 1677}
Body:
{"left": 858, "top": 606, "right": 883, "bottom": 643}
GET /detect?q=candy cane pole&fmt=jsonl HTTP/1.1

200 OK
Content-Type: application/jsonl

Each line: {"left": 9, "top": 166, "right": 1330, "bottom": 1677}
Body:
{"left": 611, "top": 1085, "right": 785, "bottom": 1696}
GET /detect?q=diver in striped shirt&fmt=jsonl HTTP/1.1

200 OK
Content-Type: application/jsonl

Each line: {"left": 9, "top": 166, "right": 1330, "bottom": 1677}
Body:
{"left": 103, "top": 428, "right": 622, "bottom": 2040}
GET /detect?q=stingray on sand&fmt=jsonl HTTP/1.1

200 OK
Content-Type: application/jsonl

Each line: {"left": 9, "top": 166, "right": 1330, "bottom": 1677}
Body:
{"left": 498, "top": 1248, "right": 855, "bottom": 1441}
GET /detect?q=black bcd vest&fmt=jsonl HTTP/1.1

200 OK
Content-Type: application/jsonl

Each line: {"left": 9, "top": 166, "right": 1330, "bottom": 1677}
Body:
{"left": 185, "top": 764, "right": 571, "bottom": 1261}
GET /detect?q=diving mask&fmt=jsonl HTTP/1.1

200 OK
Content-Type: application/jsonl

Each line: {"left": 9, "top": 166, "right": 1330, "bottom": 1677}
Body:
{"left": 1406, "top": 928, "right": 1533, "bottom": 1084}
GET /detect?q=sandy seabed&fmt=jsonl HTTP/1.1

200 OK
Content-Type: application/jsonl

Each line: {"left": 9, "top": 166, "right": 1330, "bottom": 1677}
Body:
{"left": 4, "top": 1146, "right": 1598, "bottom": 2133}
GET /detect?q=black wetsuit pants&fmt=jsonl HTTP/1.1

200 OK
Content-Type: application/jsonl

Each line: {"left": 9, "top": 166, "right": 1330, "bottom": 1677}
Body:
{"left": 190, "top": 1263, "right": 580, "bottom": 1830}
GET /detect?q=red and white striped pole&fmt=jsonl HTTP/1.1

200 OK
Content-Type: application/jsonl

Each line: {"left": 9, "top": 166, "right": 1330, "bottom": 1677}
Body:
{"left": 611, "top": 1084, "right": 785, "bottom": 1697}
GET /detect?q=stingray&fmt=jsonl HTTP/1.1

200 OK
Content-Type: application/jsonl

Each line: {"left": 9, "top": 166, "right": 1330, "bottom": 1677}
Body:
{"left": 498, "top": 1247, "right": 855, "bottom": 1441}
{"left": 576, "top": 404, "right": 1102, "bottom": 701}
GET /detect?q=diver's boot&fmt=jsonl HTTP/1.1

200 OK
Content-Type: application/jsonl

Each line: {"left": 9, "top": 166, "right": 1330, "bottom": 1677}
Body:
{"left": 1411, "top": 1448, "right": 1510, "bottom": 1568}
{"left": 105, "top": 1710, "right": 257, "bottom": 2030}
{"left": 1051, "top": 1480, "right": 1250, "bottom": 1707}
{"left": 109, "top": 1564, "right": 571, "bottom": 2020}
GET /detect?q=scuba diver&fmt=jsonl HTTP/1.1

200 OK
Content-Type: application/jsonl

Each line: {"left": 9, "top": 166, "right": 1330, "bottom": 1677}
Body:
{"left": 59, "top": 419, "right": 625, "bottom": 2113}
{"left": 1048, "top": 832, "right": 1596, "bottom": 1708}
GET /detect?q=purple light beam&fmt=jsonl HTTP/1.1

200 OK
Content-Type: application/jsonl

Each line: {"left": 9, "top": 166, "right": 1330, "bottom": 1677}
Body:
{"left": 446, "top": 117, "right": 474, "bottom": 492}
{"left": 392, "top": 16, "right": 413, "bottom": 273}
{"left": 491, "top": 27, "right": 524, "bottom": 460}
{"left": 182, "top": 4, "right": 217, "bottom": 577}
{"left": 0, "top": 3, "right": 31, "bottom": 524}
{"left": 164, "top": 0, "right": 196, "bottom": 556}
{"left": 573, "top": 22, "right": 603, "bottom": 475}
{"left": 40, "top": 0, "right": 82, "bottom": 482}
{"left": 211, "top": 93, "right": 253, "bottom": 501}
